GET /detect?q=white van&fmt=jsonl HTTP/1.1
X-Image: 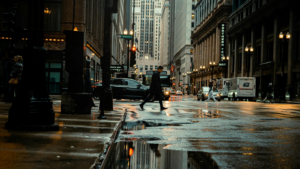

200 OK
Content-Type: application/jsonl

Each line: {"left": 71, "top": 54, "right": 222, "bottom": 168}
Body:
{"left": 228, "top": 77, "right": 256, "bottom": 101}
{"left": 217, "top": 78, "right": 231, "bottom": 99}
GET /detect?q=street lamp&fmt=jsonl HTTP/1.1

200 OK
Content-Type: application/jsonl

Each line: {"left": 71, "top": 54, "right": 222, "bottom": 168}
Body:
{"left": 200, "top": 65, "right": 205, "bottom": 87}
{"left": 123, "top": 29, "right": 128, "bottom": 35}
{"left": 245, "top": 46, "right": 254, "bottom": 77}
{"left": 278, "top": 32, "right": 291, "bottom": 101}
{"left": 209, "top": 61, "right": 216, "bottom": 80}
{"left": 123, "top": 29, "right": 133, "bottom": 75}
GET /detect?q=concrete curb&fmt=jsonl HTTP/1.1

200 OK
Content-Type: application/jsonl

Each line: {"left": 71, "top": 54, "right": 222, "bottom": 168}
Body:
{"left": 90, "top": 109, "right": 127, "bottom": 169}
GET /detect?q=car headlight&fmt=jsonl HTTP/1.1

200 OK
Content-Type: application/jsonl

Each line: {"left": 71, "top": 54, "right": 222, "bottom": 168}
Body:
{"left": 165, "top": 91, "right": 169, "bottom": 94}
{"left": 205, "top": 93, "right": 208, "bottom": 96}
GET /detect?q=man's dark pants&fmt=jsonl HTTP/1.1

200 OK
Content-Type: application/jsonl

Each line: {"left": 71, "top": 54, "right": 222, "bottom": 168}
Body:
{"left": 141, "top": 93, "right": 163, "bottom": 108}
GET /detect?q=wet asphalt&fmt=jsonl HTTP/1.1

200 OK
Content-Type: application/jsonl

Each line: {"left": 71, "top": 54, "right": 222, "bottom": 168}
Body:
{"left": 0, "top": 97, "right": 125, "bottom": 169}
{"left": 1, "top": 95, "right": 300, "bottom": 169}
{"left": 109, "top": 95, "right": 300, "bottom": 169}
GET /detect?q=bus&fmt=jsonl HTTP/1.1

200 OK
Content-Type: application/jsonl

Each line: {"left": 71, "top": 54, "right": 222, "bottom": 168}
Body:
{"left": 142, "top": 70, "right": 171, "bottom": 100}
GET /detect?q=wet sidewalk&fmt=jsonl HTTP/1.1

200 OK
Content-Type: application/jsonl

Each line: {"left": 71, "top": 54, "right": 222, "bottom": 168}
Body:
{"left": 0, "top": 96, "right": 125, "bottom": 169}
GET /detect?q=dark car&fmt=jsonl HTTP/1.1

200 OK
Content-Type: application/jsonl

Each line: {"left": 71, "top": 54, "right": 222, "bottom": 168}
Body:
{"left": 92, "top": 78, "right": 150, "bottom": 100}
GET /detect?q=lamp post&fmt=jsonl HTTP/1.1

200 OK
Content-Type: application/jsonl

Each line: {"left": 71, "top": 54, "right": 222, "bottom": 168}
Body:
{"left": 123, "top": 29, "right": 134, "bottom": 75}
{"left": 244, "top": 46, "right": 253, "bottom": 77}
{"left": 187, "top": 71, "right": 191, "bottom": 94}
{"left": 200, "top": 66, "right": 205, "bottom": 87}
{"left": 209, "top": 61, "right": 216, "bottom": 80}
{"left": 183, "top": 73, "right": 186, "bottom": 94}
{"left": 221, "top": 56, "right": 230, "bottom": 78}
{"left": 179, "top": 71, "right": 181, "bottom": 90}
{"left": 279, "top": 32, "right": 290, "bottom": 101}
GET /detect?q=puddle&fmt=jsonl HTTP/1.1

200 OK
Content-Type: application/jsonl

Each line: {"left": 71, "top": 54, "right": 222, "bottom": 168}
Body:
{"left": 103, "top": 141, "right": 219, "bottom": 169}
{"left": 122, "top": 121, "right": 183, "bottom": 131}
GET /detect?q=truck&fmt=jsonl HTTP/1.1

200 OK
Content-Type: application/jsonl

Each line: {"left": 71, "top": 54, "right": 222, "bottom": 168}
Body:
{"left": 227, "top": 77, "right": 256, "bottom": 101}
{"left": 216, "top": 78, "right": 231, "bottom": 99}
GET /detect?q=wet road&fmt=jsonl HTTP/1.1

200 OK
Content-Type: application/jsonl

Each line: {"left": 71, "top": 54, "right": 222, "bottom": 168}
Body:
{"left": 107, "top": 95, "right": 300, "bottom": 169}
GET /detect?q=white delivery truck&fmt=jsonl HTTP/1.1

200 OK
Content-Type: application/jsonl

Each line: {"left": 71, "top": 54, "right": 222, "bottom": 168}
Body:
{"left": 228, "top": 77, "right": 256, "bottom": 101}
{"left": 216, "top": 78, "right": 231, "bottom": 99}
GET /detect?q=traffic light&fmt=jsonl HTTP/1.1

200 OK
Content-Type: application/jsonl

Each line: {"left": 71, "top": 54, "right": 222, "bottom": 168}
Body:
{"left": 130, "top": 47, "right": 136, "bottom": 67}
{"left": 2, "top": 12, "right": 15, "bottom": 37}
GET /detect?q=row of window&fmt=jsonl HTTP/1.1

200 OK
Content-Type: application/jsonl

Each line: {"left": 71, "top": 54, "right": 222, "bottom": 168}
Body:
{"left": 137, "top": 65, "right": 159, "bottom": 71}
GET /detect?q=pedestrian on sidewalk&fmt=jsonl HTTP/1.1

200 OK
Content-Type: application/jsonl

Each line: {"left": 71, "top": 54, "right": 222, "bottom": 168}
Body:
{"left": 263, "top": 83, "right": 274, "bottom": 103}
{"left": 6, "top": 55, "right": 23, "bottom": 102}
{"left": 140, "top": 66, "right": 168, "bottom": 111}
{"left": 206, "top": 79, "right": 216, "bottom": 102}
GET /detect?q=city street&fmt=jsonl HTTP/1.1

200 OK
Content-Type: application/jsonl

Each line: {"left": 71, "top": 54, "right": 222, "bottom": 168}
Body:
{"left": 104, "top": 95, "right": 300, "bottom": 168}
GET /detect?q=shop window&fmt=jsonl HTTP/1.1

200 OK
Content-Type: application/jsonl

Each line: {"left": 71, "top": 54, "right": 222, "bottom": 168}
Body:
{"left": 50, "top": 63, "right": 61, "bottom": 68}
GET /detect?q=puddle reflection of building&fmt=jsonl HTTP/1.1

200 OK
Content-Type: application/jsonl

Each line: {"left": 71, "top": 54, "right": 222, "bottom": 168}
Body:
{"left": 130, "top": 142, "right": 189, "bottom": 169}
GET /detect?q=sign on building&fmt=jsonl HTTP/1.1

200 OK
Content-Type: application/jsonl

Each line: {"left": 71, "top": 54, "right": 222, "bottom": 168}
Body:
{"left": 220, "top": 23, "right": 226, "bottom": 60}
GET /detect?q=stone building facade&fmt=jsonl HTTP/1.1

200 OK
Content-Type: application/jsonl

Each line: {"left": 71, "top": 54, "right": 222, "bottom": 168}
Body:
{"left": 159, "top": 0, "right": 170, "bottom": 70}
{"left": 226, "top": 0, "right": 300, "bottom": 100}
{"left": 191, "top": 0, "right": 232, "bottom": 92}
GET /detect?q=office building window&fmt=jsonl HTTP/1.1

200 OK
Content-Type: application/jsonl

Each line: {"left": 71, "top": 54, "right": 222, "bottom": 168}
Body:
{"left": 140, "top": 65, "right": 143, "bottom": 72}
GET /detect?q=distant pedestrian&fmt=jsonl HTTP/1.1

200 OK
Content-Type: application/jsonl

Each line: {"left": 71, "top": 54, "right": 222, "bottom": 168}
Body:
{"left": 140, "top": 66, "right": 167, "bottom": 111}
{"left": 206, "top": 79, "right": 216, "bottom": 102}
{"left": 6, "top": 55, "right": 23, "bottom": 101}
{"left": 263, "top": 83, "right": 273, "bottom": 103}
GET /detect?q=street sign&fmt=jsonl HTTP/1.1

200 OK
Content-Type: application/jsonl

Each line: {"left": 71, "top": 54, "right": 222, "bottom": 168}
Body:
{"left": 219, "top": 62, "right": 227, "bottom": 67}
{"left": 121, "top": 35, "right": 133, "bottom": 39}
{"left": 180, "top": 80, "right": 183, "bottom": 81}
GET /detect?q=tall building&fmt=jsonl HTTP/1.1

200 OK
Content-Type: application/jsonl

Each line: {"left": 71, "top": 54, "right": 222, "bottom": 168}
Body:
{"left": 159, "top": 0, "right": 170, "bottom": 70}
{"left": 169, "top": 0, "right": 196, "bottom": 92}
{"left": 111, "top": 0, "right": 132, "bottom": 78}
{"left": 191, "top": 0, "right": 232, "bottom": 93}
{"left": 132, "top": 0, "right": 162, "bottom": 78}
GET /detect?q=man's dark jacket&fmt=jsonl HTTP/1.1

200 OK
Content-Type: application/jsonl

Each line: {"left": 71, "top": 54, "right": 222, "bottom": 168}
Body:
{"left": 267, "top": 85, "right": 272, "bottom": 93}
{"left": 149, "top": 71, "right": 162, "bottom": 95}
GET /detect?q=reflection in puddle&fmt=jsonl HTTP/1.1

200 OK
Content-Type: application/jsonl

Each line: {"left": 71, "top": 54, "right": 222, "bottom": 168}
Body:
{"left": 103, "top": 141, "right": 219, "bottom": 169}
{"left": 122, "top": 121, "right": 182, "bottom": 131}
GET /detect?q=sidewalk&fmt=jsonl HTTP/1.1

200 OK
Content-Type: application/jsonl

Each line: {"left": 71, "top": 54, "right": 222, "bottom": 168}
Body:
{"left": 0, "top": 96, "right": 125, "bottom": 169}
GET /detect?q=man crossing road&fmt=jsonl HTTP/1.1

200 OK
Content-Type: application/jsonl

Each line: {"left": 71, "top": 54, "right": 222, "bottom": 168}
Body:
{"left": 140, "top": 66, "right": 168, "bottom": 111}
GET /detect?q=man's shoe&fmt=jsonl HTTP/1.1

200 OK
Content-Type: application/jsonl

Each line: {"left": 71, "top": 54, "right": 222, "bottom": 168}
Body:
{"left": 161, "top": 107, "right": 168, "bottom": 111}
{"left": 140, "top": 104, "right": 144, "bottom": 110}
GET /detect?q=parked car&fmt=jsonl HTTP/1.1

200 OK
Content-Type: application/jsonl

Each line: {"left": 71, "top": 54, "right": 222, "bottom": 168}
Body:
{"left": 92, "top": 78, "right": 170, "bottom": 100}
{"left": 175, "top": 90, "right": 183, "bottom": 95}
{"left": 197, "top": 87, "right": 221, "bottom": 101}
